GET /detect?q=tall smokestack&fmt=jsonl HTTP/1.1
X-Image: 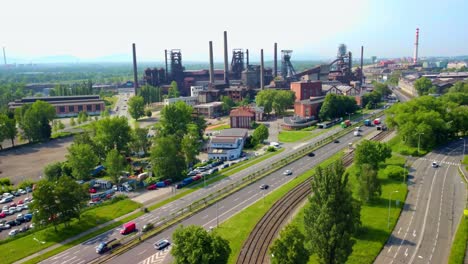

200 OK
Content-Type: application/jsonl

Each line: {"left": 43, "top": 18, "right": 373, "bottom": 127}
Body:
{"left": 360, "top": 46, "right": 364, "bottom": 84}
{"left": 209, "top": 41, "right": 214, "bottom": 85}
{"left": 246, "top": 49, "right": 249, "bottom": 67}
{"left": 132, "top": 43, "right": 138, "bottom": 94}
{"left": 2, "top": 47, "right": 6, "bottom": 65}
{"left": 348, "top": 51, "right": 352, "bottom": 75}
{"left": 413, "top": 28, "right": 419, "bottom": 65}
{"left": 223, "top": 31, "right": 229, "bottom": 85}
{"left": 260, "top": 49, "right": 264, "bottom": 90}
{"left": 164, "top": 49, "right": 168, "bottom": 81}
{"left": 274, "top": 43, "right": 278, "bottom": 78}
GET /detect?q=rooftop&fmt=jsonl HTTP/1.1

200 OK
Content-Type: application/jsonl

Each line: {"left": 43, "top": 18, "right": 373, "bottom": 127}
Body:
{"left": 217, "top": 128, "right": 248, "bottom": 138}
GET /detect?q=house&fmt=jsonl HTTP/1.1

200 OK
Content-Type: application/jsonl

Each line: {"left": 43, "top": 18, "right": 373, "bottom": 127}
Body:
{"left": 229, "top": 106, "right": 264, "bottom": 128}
{"left": 208, "top": 128, "right": 248, "bottom": 161}
{"left": 290, "top": 81, "right": 322, "bottom": 101}
{"left": 193, "top": 102, "right": 223, "bottom": 118}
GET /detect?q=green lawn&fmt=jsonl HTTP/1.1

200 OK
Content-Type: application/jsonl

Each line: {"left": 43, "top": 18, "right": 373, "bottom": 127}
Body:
{"left": 217, "top": 151, "right": 344, "bottom": 264}
{"left": 448, "top": 215, "right": 467, "bottom": 264}
{"left": 209, "top": 124, "right": 230, "bottom": 130}
{"left": 386, "top": 134, "right": 428, "bottom": 156}
{"left": 0, "top": 199, "right": 141, "bottom": 264}
{"left": 463, "top": 155, "right": 468, "bottom": 171}
{"left": 278, "top": 131, "right": 312, "bottom": 143}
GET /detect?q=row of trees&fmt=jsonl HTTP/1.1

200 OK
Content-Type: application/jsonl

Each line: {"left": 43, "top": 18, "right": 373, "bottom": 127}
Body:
{"left": 15, "top": 100, "right": 56, "bottom": 142}
{"left": 150, "top": 101, "right": 206, "bottom": 181}
{"left": 49, "top": 80, "right": 94, "bottom": 96}
{"left": 319, "top": 93, "right": 359, "bottom": 120}
{"left": 0, "top": 83, "right": 29, "bottom": 111}
{"left": 0, "top": 113, "right": 17, "bottom": 148}
{"left": 386, "top": 92, "right": 468, "bottom": 150}
{"left": 256, "top": 89, "right": 295, "bottom": 116}
{"left": 138, "top": 84, "right": 163, "bottom": 104}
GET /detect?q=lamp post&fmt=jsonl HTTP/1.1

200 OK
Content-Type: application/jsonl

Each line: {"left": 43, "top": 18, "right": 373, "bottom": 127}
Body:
{"left": 417, "top": 132, "right": 424, "bottom": 154}
{"left": 388, "top": 190, "right": 399, "bottom": 229}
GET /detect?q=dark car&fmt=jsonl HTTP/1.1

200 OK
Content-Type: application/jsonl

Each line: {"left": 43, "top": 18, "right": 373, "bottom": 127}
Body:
{"left": 334, "top": 139, "right": 340, "bottom": 143}
{"left": 146, "top": 184, "right": 157, "bottom": 191}
{"left": 96, "top": 238, "right": 119, "bottom": 254}
{"left": 307, "top": 152, "right": 315, "bottom": 157}
{"left": 19, "top": 225, "right": 29, "bottom": 233}
{"left": 260, "top": 184, "right": 269, "bottom": 190}
{"left": 154, "top": 239, "right": 170, "bottom": 250}
{"left": 6, "top": 220, "right": 17, "bottom": 226}
{"left": 142, "top": 223, "right": 154, "bottom": 233}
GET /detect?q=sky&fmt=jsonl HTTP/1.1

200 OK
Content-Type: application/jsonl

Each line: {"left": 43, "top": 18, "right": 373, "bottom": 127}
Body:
{"left": 1, "top": 0, "right": 468, "bottom": 63}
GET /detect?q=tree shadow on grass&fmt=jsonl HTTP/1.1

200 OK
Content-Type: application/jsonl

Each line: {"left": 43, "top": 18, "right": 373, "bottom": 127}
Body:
{"left": 364, "top": 196, "right": 408, "bottom": 209}
{"left": 42, "top": 215, "right": 111, "bottom": 243}
{"left": 355, "top": 225, "right": 390, "bottom": 242}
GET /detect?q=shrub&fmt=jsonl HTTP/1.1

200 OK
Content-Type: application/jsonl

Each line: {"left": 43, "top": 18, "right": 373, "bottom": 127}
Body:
{"left": 0, "top": 178, "right": 11, "bottom": 186}
{"left": 382, "top": 165, "right": 405, "bottom": 181}
{"left": 18, "top": 180, "right": 34, "bottom": 190}
{"left": 266, "top": 146, "right": 277, "bottom": 152}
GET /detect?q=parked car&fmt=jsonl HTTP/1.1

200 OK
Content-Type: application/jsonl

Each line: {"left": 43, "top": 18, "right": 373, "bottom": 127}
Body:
{"left": 25, "top": 187, "right": 32, "bottom": 193}
{"left": 142, "top": 223, "right": 154, "bottom": 233}
{"left": 18, "top": 189, "right": 27, "bottom": 195}
{"left": 8, "top": 229, "right": 19, "bottom": 237}
{"left": 89, "top": 188, "right": 97, "bottom": 194}
{"left": 23, "top": 213, "right": 33, "bottom": 222}
{"left": 146, "top": 184, "right": 157, "bottom": 191}
{"left": 0, "top": 223, "right": 10, "bottom": 230}
{"left": 6, "top": 220, "right": 17, "bottom": 227}
{"left": 19, "top": 225, "right": 29, "bottom": 233}
{"left": 154, "top": 239, "right": 170, "bottom": 250}
{"left": 0, "top": 212, "right": 6, "bottom": 218}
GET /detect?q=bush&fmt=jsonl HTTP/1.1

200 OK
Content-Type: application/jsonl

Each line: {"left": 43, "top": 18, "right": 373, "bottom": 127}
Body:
{"left": 266, "top": 146, "right": 277, "bottom": 152}
{"left": 145, "top": 110, "right": 152, "bottom": 117}
{"left": 382, "top": 165, "right": 405, "bottom": 181}
{"left": 0, "top": 178, "right": 11, "bottom": 186}
{"left": 18, "top": 180, "right": 34, "bottom": 190}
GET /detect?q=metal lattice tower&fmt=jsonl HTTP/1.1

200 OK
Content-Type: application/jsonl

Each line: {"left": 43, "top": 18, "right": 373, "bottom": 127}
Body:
{"left": 230, "top": 49, "right": 244, "bottom": 79}
{"left": 281, "top": 50, "right": 297, "bottom": 78}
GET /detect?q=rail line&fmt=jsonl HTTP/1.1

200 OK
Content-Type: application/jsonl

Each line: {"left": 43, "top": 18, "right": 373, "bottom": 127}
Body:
{"left": 236, "top": 129, "right": 393, "bottom": 264}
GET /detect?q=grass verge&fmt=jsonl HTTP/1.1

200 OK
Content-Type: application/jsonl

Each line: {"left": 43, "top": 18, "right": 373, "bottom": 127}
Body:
{"left": 278, "top": 131, "right": 311, "bottom": 142}
{"left": 217, "top": 151, "right": 344, "bottom": 264}
{"left": 2, "top": 199, "right": 141, "bottom": 264}
{"left": 448, "top": 214, "right": 467, "bottom": 264}
{"left": 386, "top": 134, "right": 428, "bottom": 156}
{"left": 209, "top": 124, "right": 230, "bottom": 130}
{"left": 224, "top": 149, "right": 285, "bottom": 176}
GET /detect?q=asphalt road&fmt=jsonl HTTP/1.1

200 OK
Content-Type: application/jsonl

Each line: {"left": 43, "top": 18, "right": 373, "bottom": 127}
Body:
{"left": 374, "top": 140, "right": 466, "bottom": 264}
{"left": 108, "top": 126, "right": 381, "bottom": 264}
{"left": 39, "top": 118, "right": 380, "bottom": 264}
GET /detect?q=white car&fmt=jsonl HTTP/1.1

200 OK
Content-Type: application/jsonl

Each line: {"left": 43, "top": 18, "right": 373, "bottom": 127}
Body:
{"left": 432, "top": 162, "right": 438, "bottom": 168}
{"left": 0, "top": 223, "right": 11, "bottom": 230}
{"left": 18, "top": 189, "right": 27, "bottom": 195}
{"left": 2, "top": 205, "right": 9, "bottom": 211}
{"left": 8, "top": 229, "right": 19, "bottom": 236}
{"left": 283, "top": 170, "right": 293, "bottom": 176}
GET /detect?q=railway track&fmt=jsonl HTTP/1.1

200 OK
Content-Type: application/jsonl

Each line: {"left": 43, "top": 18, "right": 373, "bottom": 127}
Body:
{"left": 236, "top": 129, "right": 393, "bottom": 264}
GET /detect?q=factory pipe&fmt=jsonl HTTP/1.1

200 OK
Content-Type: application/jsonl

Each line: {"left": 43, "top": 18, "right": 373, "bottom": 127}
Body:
{"left": 246, "top": 49, "right": 249, "bottom": 67}
{"left": 223, "top": 31, "right": 229, "bottom": 85}
{"left": 164, "top": 49, "right": 168, "bottom": 81}
{"left": 260, "top": 49, "right": 264, "bottom": 90}
{"left": 2, "top": 47, "right": 6, "bottom": 65}
{"left": 348, "top": 51, "right": 352, "bottom": 75}
{"left": 413, "top": 28, "right": 419, "bottom": 65}
{"left": 274, "top": 43, "right": 277, "bottom": 78}
{"left": 209, "top": 41, "right": 214, "bottom": 86}
{"left": 360, "top": 46, "right": 364, "bottom": 85}
{"left": 132, "top": 43, "right": 139, "bottom": 94}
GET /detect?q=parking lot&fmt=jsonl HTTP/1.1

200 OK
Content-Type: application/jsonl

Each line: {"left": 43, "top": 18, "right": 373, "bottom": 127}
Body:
{"left": 0, "top": 190, "right": 34, "bottom": 239}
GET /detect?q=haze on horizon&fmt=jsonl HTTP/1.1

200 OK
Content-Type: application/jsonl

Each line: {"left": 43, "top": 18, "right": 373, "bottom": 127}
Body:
{"left": 1, "top": 0, "right": 467, "bottom": 63}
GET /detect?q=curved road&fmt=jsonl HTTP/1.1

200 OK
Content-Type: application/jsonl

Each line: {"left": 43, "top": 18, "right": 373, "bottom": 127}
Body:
{"left": 374, "top": 139, "right": 466, "bottom": 264}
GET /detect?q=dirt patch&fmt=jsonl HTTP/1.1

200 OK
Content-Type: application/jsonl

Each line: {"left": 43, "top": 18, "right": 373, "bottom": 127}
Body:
{"left": 0, "top": 137, "right": 74, "bottom": 185}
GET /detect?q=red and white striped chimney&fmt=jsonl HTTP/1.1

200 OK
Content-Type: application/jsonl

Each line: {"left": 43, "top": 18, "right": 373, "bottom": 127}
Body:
{"left": 413, "top": 28, "right": 419, "bottom": 64}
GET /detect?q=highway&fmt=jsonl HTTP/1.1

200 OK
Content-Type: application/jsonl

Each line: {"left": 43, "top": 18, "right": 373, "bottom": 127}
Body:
{"left": 40, "top": 116, "right": 381, "bottom": 264}
{"left": 107, "top": 126, "right": 381, "bottom": 264}
{"left": 374, "top": 139, "right": 466, "bottom": 264}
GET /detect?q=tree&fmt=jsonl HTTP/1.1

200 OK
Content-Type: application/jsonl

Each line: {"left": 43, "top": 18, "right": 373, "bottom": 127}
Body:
{"left": 44, "top": 161, "right": 64, "bottom": 181}
{"left": 252, "top": 124, "right": 269, "bottom": 145}
{"left": 145, "top": 109, "right": 152, "bottom": 117}
{"left": 357, "top": 163, "right": 381, "bottom": 202}
{"left": 66, "top": 143, "right": 99, "bottom": 180}
{"left": 448, "top": 81, "right": 468, "bottom": 93}
{"left": 93, "top": 116, "right": 132, "bottom": 154}
{"left": 158, "top": 101, "right": 193, "bottom": 138}
{"left": 0, "top": 114, "right": 16, "bottom": 148}
{"left": 354, "top": 140, "right": 392, "bottom": 170}
{"left": 256, "top": 90, "right": 295, "bottom": 116}
{"left": 171, "top": 225, "right": 231, "bottom": 264}
{"left": 15, "top": 100, "right": 56, "bottom": 142}
{"left": 70, "top": 117, "right": 76, "bottom": 126}
{"left": 414, "top": 77, "right": 433, "bottom": 95}
{"left": 221, "top": 96, "right": 236, "bottom": 113}
{"left": 151, "top": 135, "right": 186, "bottom": 181}
{"left": 386, "top": 70, "right": 401, "bottom": 86}
{"left": 256, "top": 89, "right": 276, "bottom": 115}
{"left": 128, "top": 95, "right": 145, "bottom": 120}
{"left": 130, "top": 127, "right": 150, "bottom": 155}
{"left": 104, "top": 149, "right": 126, "bottom": 184}
{"left": 30, "top": 180, "right": 61, "bottom": 231}
{"left": 303, "top": 161, "right": 361, "bottom": 264}
{"left": 373, "top": 83, "right": 392, "bottom": 97}
{"left": 319, "top": 94, "right": 358, "bottom": 120}
{"left": 168, "top": 81, "right": 180, "bottom": 98}
{"left": 181, "top": 124, "right": 201, "bottom": 167}
{"left": 54, "top": 176, "right": 88, "bottom": 226}
{"left": 270, "top": 225, "right": 309, "bottom": 264}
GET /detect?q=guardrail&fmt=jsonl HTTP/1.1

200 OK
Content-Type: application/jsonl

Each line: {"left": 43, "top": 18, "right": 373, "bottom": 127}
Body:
{"left": 91, "top": 111, "right": 386, "bottom": 263}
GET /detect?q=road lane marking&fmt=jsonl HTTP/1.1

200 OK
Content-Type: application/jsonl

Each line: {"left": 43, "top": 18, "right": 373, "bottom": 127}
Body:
{"left": 397, "top": 227, "right": 402, "bottom": 234}
{"left": 413, "top": 230, "right": 416, "bottom": 237}
{"left": 387, "top": 245, "right": 392, "bottom": 253}
{"left": 138, "top": 249, "right": 147, "bottom": 255}
{"left": 404, "top": 248, "right": 408, "bottom": 257}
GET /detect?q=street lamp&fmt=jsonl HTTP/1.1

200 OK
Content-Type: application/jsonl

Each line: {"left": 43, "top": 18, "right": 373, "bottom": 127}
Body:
{"left": 417, "top": 132, "right": 424, "bottom": 154}
{"left": 387, "top": 190, "right": 399, "bottom": 229}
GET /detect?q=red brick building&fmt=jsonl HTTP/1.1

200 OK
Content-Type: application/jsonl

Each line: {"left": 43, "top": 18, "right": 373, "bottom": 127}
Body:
{"left": 229, "top": 107, "right": 255, "bottom": 128}
{"left": 294, "top": 97, "right": 326, "bottom": 118}
{"left": 290, "top": 81, "right": 322, "bottom": 101}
